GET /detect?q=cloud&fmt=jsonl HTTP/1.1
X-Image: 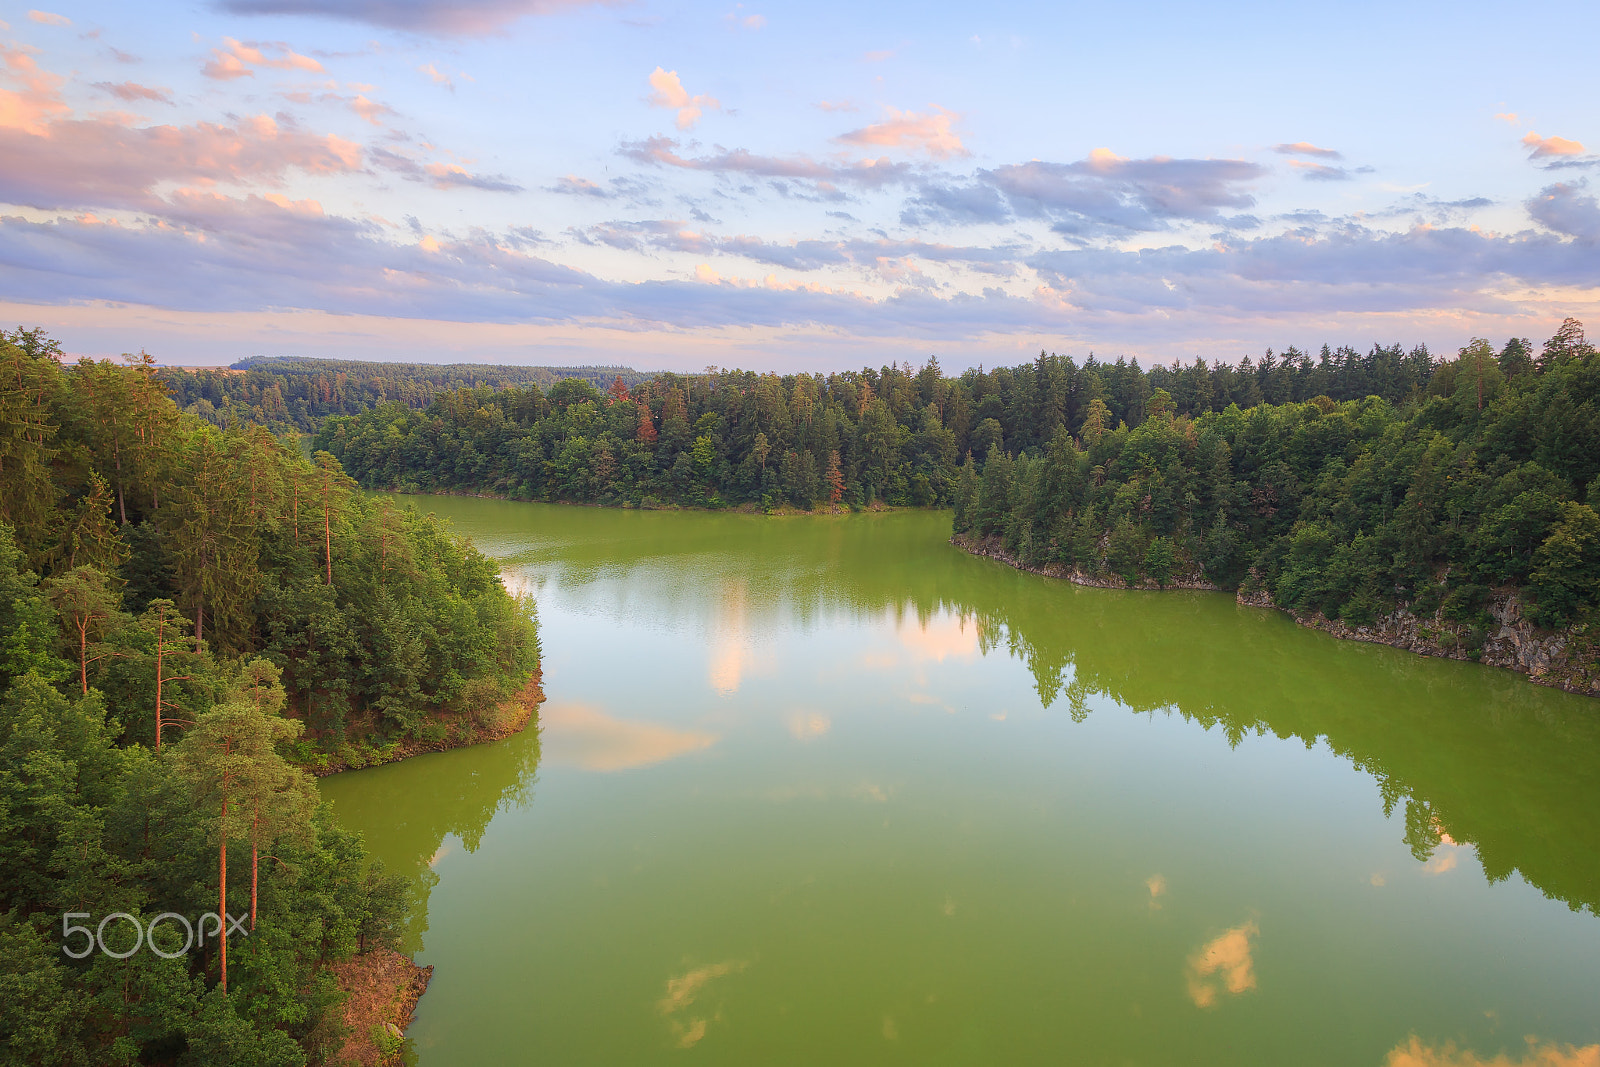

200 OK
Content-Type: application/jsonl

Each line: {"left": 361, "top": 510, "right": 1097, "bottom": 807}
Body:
{"left": 979, "top": 149, "right": 1268, "bottom": 238}
{"left": 570, "top": 218, "right": 1023, "bottom": 276}
{"left": 0, "top": 106, "right": 363, "bottom": 212}
{"left": 1186, "top": 921, "right": 1258, "bottom": 1008}
{"left": 816, "top": 99, "right": 858, "bottom": 113}
{"left": 418, "top": 62, "right": 452, "bottom": 90}
{"left": 619, "top": 134, "right": 915, "bottom": 190}
{"left": 1025, "top": 215, "right": 1600, "bottom": 320}
{"left": 863, "top": 49, "right": 894, "bottom": 61}
{"left": 1290, "top": 159, "right": 1352, "bottom": 182}
{"left": 213, "top": 0, "right": 611, "bottom": 35}
{"left": 1526, "top": 181, "right": 1600, "bottom": 241}
{"left": 1, "top": 44, "right": 71, "bottom": 135}
{"left": 1272, "top": 141, "right": 1341, "bottom": 159}
{"left": 369, "top": 147, "right": 522, "bottom": 191}
{"left": 92, "top": 81, "right": 173, "bottom": 105}
{"left": 202, "top": 38, "right": 323, "bottom": 81}
{"left": 1522, "top": 132, "right": 1586, "bottom": 159}
{"left": 551, "top": 174, "right": 607, "bottom": 197}
{"left": 27, "top": 10, "right": 71, "bottom": 26}
{"left": 837, "top": 105, "right": 967, "bottom": 159}
{"left": 1384, "top": 1037, "right": 1600, "bottom": 1067}
{"left": 647, "top": 67, "right": 720, "bottom": 130}
{"left": 1494, "top": 112, "right": 1519, "bottom": 124}
{"left": 350, "top": 93, "right": 395, "bottom": 126}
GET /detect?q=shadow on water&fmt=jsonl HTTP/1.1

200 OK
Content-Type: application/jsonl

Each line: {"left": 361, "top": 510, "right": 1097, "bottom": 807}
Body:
{"left": 320, "top": 725, "right": 541, "bottom": 952}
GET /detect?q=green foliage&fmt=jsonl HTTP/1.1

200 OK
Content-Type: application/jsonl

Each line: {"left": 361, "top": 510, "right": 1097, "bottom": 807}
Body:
{"left": 950, "top": 320, "right": 1599, "bottom": 629}
{"left": 0, "top": 330, "right": 545, "bottom": 1063}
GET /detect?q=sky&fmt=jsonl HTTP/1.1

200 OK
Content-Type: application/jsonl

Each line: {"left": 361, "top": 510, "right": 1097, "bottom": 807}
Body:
{"left": 0, "top": 0, "right": 1596, "bottom": 371}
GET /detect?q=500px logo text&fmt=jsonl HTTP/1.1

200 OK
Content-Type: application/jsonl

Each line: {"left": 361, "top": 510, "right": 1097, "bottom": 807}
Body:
{"left": 61, "top": 912, "right": 249, "bottom": 959}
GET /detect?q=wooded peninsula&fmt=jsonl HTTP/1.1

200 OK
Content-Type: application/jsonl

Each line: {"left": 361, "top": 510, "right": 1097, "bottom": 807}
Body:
{"left": 0, "top": 331, "right": 540, "bottom": 1064}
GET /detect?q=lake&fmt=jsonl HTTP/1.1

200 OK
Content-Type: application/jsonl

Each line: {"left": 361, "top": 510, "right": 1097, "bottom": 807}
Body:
{"left": 319, "top": 498, "right": 1600, "bottom": 1066}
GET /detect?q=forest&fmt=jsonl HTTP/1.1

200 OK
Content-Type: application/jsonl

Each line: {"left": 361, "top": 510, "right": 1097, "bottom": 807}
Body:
{"left": 160, "top": 356, "right": 649, "bottom": 434}
{"left": 314, "top": 323, "right": 1598, "bottom": 641}
{"left": 955, "top": 320, "right": 1600, "bottom": 634}
{"left": 0, "top": 330, "right": 540, "bottom": 1064}
{"left": 314, "top": 337, "right": 1441, "bottom": 510}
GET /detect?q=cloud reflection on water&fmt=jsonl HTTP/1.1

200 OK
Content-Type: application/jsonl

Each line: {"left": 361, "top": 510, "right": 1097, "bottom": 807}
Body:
{"left": 540, "top": 704, "right": 717, "bottom": 771}
{"left": 1385, "top": 1037, "right": 1600, "bottom": 1067}
{"left": 1186, "top": 920, "right": 1259, "bottom": 1008}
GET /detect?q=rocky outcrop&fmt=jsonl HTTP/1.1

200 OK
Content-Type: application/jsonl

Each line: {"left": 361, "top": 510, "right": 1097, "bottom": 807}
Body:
{"left": 1269, "top": 594, "right": 1596, "bottom": 697}
{"left": 954, "top": 535, "right": 1598, "bottom": 698}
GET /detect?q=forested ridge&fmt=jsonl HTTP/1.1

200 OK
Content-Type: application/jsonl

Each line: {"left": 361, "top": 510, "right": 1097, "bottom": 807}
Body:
{"left": 0, "top": 329, "right": 540, "bottom": 1064}
{"left": 314, "top": 321, "right": 1597, "bottom": 658}
{"left": 954, "top": 319, "right": 1600, "bottom": 641}
{"left": 314, "top": 336, "right": 1444, "bottom": 510}
{"left": 160, "top": 356, "right": 649, "bottom": 434}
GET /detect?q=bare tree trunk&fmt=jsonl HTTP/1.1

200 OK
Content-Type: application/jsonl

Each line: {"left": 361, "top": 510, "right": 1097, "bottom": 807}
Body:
{"left": 251, "top": 800, "right": 259, "bottom": 932}
{"left": 219, "top": 794, "right": 229, "bottom": 994}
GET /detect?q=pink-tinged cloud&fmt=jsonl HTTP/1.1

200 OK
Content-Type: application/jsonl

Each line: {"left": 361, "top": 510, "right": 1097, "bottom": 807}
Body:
{"left": 28, "top": 10, "right": 71, "bottom": 25}
{"left": 816, "top": 99, "right": 858, "bottom": 113}
{"left": 204, "top": 38, "right": 323, "bottom": 80}
{"left": 837, "top": 105, "right": 967, "bottom": 159}
{"left": 647, "top": 67, "right": 720, "bottom": 130}
{"left": 1272, "top": 141, "right": 1341, "bottom": 159}
{"left": 350, "top": 94, "right": 395, "bottom": 126}
{"left": 93, "top": 81, "right": 173, "bottom": 104}
{"left": 216, "top": 0, "right": 613, "bottom": 36}
{"left": 0, "top": 108, "right": 363, "bottom": 212}
{"left": 201, "top": 52, "right": 253, "bottom": 81}
{"left": 1522, "top": 132, "right": 1586, "bottom": 158}
{"left": 418, "top": 62, "right": 453, "bottom": 89}
{"left": 0, "top": 45, "right": 70, "bottom": 135}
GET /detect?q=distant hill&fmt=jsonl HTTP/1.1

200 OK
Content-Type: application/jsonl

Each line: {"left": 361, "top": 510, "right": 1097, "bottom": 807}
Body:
{"left": 157, "top": 356, "right": 652, "bottom": 432}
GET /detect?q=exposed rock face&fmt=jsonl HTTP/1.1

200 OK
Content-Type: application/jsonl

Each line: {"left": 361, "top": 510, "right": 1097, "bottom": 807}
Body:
{"left": 953, "top": 535, "right": 1597, "bottom": 699}
{"left": 1270, "top": 593, "right": 1596, "bottom": 697}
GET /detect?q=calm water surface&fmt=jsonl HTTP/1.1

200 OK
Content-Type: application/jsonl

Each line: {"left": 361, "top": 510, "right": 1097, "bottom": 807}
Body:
{"left": 320, "top": 499, "right": 1600, "bottom": 1066}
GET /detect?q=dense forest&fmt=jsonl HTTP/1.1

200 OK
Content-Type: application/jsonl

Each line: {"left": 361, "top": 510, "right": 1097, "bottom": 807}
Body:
{"left": 313, "top": 338, "right": 1444, "bottom": 510}
{"left": 955, "top": 320, "right": 1600, "bottom": 635}
{"left": 313, "top": 323, "right": 1596, "bottom": 644}
{"left": 161, "top": 356, "right": 649, "bottom": 434}
{"left": 0, "top": 330, "right": 540, "bottom": 1064}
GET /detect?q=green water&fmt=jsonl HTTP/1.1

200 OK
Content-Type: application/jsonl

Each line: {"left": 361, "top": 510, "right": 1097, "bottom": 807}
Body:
{"left": 320, "top": 500, "right": 1600, "bottom": 1066}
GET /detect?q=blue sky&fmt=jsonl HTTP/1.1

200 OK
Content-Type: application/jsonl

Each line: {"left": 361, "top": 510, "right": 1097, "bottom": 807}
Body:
{"left": 1, "top": 0, "right": 1595, "bottom": 370}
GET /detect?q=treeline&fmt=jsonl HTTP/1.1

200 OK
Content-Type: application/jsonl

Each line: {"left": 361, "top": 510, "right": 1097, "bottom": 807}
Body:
{"left": 160, "top": 356, "right": 650, "bottom": 433}
{"left": 0, "top": 329, "right": 540, "bottom": 1064}
{"left": 318, "top": 334, "right": 1492, "bottom": 514}
{"left": 955, "top": 320, "right": 1600, "bottom": 634}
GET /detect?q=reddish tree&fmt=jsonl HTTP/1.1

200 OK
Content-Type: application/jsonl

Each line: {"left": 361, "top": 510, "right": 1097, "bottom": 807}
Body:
{"left": 636, "top": 401, "right": 658, "bottom": 444}
{"left": 608, "top": 375, "right": 631, "bottom": 405}
{"left": 826, "top": 450, "right": 845, "bottom": 506}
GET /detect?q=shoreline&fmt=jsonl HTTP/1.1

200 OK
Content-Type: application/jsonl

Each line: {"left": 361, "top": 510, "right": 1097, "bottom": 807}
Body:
{"left": 311, "top": 671, "right": 544, "bottom": 1060}
{"left": 364, "top": 484, "right": 925, "bottom": 517}
{"left": 953, "top": 534, "right": 1599, "bottom": 699}
{"left": 328, "top": 946, "right": 434, "bottom": 1066}
{"left": 306, "top": 671, "right": 545, "bottom": 778}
